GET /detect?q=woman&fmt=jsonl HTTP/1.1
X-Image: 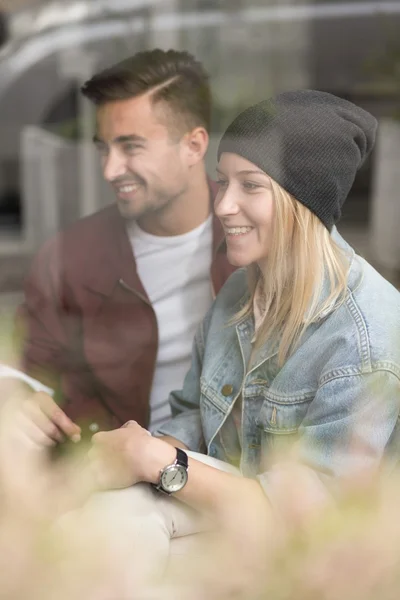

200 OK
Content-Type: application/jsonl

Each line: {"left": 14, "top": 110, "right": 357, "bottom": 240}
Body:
{"left": 155, "top": 89, "right": 400, "bottom": 493}
{"left": 13, "top": 90, "right": 400, "bottom": 596}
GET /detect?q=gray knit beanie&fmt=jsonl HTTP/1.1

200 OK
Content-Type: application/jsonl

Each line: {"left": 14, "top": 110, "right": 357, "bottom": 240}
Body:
{"left": 217, "top": 90, "right": 377, "bottom": 230}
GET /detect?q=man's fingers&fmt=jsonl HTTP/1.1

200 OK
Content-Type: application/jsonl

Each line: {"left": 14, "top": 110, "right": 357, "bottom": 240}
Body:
{"left": 22, "top": 400, "right": 65, "bottom": 443}
{"left": 32, "top": 392, "right": 81, "bottom": 441}
{"left": 17, "top": 412, "right": 57, "bottom": 448}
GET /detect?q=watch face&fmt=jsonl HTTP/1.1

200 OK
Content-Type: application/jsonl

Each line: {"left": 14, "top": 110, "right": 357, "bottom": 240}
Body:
{"left": 160, "top": 464, "right": 188, "bottom": 493}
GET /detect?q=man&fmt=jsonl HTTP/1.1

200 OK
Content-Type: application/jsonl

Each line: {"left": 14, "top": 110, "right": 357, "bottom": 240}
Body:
{"left": 5, "top": 49, "right": 234, "bottom": 436}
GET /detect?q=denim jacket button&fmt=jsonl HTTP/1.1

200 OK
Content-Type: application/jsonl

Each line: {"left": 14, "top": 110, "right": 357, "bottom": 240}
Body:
{"left": 221, "top": 384, "right": 234, "bottom": 396}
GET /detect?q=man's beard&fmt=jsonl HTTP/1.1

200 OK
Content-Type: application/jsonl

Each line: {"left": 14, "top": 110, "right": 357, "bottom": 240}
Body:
{"left": 116, "top": 186, "right": 180, "bottom": 222}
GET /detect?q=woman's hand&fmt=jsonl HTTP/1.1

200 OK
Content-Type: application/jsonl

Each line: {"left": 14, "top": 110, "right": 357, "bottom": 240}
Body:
{"left": 88, "top": 420, "right": 176, "bottom": 490}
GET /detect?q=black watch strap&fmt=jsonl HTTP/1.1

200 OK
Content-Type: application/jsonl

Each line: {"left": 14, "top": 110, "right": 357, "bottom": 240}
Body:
{"left": 175, "top": 447, "right": 188, "bottom": 468}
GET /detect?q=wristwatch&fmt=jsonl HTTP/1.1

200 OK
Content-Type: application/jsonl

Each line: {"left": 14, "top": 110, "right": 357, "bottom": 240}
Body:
{"left": 153, "top": 447, "right": 189, "bottom": 495}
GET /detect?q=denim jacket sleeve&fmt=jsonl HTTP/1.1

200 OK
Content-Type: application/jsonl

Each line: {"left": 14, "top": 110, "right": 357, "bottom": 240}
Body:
{"left": 258, "top": 369, "right": 400, "bottom": 500}
{"left": 154, "top": 311, "right": 210, "bottom": 452}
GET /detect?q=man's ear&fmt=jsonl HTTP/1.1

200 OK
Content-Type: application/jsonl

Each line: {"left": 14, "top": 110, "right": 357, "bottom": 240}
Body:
{"left": 183, "top": 127, "right": 209, "bottom": 166}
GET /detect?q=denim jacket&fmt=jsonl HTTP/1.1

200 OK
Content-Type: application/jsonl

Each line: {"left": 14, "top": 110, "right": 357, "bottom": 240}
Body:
{"left": 158, "top": 232, "right": 400, "bottom": 495}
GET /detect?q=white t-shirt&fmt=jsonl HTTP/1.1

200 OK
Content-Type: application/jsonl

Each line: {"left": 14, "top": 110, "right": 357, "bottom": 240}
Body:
{"left": 129, "top": 216, "right": 213, "bottom": 430}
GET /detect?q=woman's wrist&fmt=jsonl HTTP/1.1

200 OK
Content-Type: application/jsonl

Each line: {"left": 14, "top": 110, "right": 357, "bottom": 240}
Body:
{"left": 140, "top": 435, "right": 177, "bottom": 484}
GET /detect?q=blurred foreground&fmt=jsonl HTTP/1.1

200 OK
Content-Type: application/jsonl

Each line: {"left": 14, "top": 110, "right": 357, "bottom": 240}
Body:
{"left": 1, "top": 376, "right": 400, "bottom": 600}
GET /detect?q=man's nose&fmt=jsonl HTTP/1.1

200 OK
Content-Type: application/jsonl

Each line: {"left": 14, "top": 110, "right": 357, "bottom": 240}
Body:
{"left": 102, "top": 149, "right": 127, "bottom": 182}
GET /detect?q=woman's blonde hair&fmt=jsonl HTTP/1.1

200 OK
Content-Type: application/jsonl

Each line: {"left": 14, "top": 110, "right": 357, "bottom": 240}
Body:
{"left": 235, "top": 178, "right": 350, "bottom": 366}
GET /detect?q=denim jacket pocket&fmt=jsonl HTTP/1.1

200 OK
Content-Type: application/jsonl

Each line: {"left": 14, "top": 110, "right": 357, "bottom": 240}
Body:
{"left": 255, "top": 389, "right": 315, "bottom": 467}
{"left": 255, "top": 389, "right": 315, "bottom": 434}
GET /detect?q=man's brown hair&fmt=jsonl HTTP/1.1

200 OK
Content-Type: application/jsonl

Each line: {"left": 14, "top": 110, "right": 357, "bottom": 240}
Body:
{"left": 81, "top": 48, "right": 211, "bottom": 136}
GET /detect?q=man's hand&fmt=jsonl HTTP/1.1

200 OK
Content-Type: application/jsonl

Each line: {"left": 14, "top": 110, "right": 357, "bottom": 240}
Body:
{"left": 13, "top": 391, "right": 81, "bottom": 448}
{"left": 88, "top": 421, "right": 176, "bottom": 491}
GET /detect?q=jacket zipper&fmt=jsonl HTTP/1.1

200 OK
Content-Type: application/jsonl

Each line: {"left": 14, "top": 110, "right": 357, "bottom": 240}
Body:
{"left": 118, "top": 278, "right": 152, "bottom": 307}
{"left": 211, "top": 278, "right": 216, "bottom": 301}
{"left": 118, "top": 278, "right": 158, "bottom": 422}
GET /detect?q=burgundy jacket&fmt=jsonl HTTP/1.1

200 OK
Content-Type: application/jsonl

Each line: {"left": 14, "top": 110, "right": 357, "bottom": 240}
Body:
{"left": 17, "top": 189, "right": 235, "bottom": 435}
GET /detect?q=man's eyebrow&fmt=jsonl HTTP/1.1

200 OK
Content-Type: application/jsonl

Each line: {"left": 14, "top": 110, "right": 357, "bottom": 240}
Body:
{"left": 92, "top": 134, "right": 147, "bottom": 145}
{"left": 114, "top": 134, "right": 147, "bottom": 145}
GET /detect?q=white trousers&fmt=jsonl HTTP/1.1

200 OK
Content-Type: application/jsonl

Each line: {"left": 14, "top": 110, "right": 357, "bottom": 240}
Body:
{"left": 56, "top": 452, "right": 240, "bottom": 597}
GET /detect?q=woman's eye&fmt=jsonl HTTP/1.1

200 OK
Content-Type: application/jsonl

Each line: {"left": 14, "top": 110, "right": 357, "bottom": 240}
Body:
{"left": 243, "top": 182, "right": 260, "bottom": 190}
{"left": 217, "top": 179, "right": 228, "bottom": 187}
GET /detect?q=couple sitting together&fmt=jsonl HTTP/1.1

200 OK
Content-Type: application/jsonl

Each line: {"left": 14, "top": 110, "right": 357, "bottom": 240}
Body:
{"left": 3, "top": 49, "right": 400, "bottom": 597}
